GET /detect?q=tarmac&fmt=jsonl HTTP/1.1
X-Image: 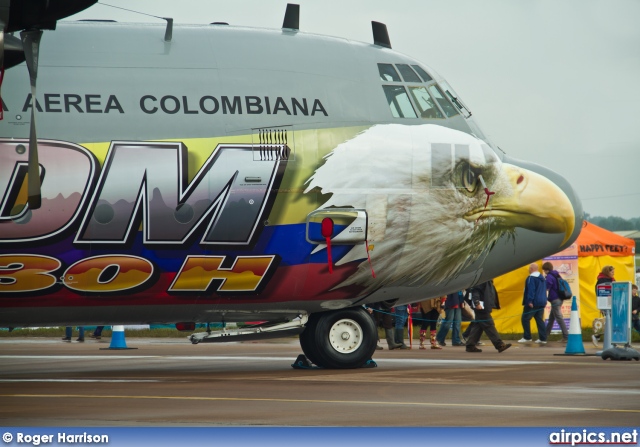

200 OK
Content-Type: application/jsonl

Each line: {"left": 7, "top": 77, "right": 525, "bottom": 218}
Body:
{"left": 1, "top": 336, "right": 639, "bottom": 427}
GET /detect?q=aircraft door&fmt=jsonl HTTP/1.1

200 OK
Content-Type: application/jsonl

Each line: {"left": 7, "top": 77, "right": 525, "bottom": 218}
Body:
{"left": 305, "top": 208, "right": 369, "bottom": 284}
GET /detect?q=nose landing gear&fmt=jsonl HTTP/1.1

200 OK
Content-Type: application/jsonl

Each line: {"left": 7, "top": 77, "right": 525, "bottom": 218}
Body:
{"left": 298, "top": 307, "right": 378, "bottom": 369}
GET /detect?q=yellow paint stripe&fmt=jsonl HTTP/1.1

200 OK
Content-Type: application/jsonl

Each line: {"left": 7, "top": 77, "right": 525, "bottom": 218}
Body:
{"left": 79, "top": 126, "right": 368, "bottom": 225}
{"left": 2, "top": 394, "right": 639, "bottom": 414}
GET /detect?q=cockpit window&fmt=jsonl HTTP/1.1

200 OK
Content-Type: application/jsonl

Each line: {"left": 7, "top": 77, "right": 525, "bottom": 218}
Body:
{"left": 411, "top": 65, "right": 433, "bottom": 82}
{"left": 409, "top": 86, "right": 444, "bottom": 119}
{"left": 427, "top": 85, "right": 459, "bottom": 118}
{"left": 378, "top": 63, "right": 401, "bottom": 82}
{"left": 440, "top": 81, "right": 472, "bottom": 118}
{"left": 395, "top": 64, "right": 421, "bottom": 83}
{"left": 382, "top": 85, "right": 417, "bottom": 118}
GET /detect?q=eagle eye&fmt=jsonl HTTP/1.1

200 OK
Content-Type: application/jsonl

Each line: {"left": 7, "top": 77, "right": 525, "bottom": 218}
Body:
{"left": 460, "top": 161, "right": 480, "bottom": 193}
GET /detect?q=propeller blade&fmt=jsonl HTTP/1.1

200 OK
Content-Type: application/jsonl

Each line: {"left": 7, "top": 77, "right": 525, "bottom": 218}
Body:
{"left": 0, "top": 28, "right": 4, "bottom": 121}
{"left": 1, "top": 18, "right": 5, "bottom": 120}
{"left": 0, "top": 9, "right": 5, "bottom": 67}
{"left": 21, "top": 29, "right": 43, "bottom": 210}
{"left": 0, "top": 27, "right": 4, "bottom": 71}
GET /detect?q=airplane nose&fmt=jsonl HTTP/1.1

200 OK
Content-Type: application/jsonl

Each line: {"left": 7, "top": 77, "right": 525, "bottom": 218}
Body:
{"left": 501, "top": 155, "right": 583, "bottom": 250}
{"left": 473, "top": 154, "right": 584, "bottom": 279}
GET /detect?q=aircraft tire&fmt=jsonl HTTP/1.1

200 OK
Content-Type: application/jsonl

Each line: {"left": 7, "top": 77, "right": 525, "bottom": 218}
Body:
{"left": 309, "top": 307, "right": 378, "bottom": 369}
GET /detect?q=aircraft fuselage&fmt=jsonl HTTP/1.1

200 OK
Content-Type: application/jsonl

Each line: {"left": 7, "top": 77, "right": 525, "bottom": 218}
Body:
{"left": 0, "top": 21, "right": 582, "bottom": 368}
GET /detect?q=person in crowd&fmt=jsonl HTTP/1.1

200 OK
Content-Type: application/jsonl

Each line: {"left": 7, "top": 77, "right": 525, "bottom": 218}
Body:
{"left": 592, "top": 265, "right": 616, "bottom": 345}
{"left": 518, "top": 263, "right": 548, "bottom": 344}
{"left": 461, "top": 291, "right": 482, "bottom": 345}
{"left": 542, "top": 262, "right": 569, "bottom": 342}
{"left": 596, "top": 265, "right": 616, "bottom": 289}
{"left": 631, "top": 284, "right": 639, "bottom": 334}
{"left": 465, "top": 280, "right": 511, "bottom": 353}
{"left": 364, "top": 304, "right": 384, "bottom": 350}
{"left": 436, "top": 291, "right": 464, "bottom": 347}
{"left": 91, "top": 326, "right": 105, "bottom": 340}
{"left": 373, "top": 300, "right": 401, "bottom": 350}
{"left": 62, "top": 326, "right": 84, "bottom": 342}
{"left": 393, "top": 304, "right": 410, "bottom": 349}
{"left": 418, "top": 297, "right": 443, "bottom": 350}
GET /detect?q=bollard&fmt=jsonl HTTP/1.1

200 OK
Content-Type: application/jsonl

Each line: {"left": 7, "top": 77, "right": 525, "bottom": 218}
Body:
{"left": 564, "top": 296, "right": 585, "bottom": 355}
{"left": 100, "top": 325, "right": 136, "bottom": 350}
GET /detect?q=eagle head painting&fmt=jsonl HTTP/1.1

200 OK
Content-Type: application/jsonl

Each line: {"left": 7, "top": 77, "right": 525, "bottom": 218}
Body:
{"left": 304, "top": 124, "right": 577, "bottom": 293}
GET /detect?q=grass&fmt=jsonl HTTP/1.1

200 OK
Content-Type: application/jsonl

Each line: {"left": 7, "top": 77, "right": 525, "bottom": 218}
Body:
{"left": 2, "top": 325, "right": 639, "bottom": 343}
{"left": 0, "top": 327, "right": 209, "bottom": 338}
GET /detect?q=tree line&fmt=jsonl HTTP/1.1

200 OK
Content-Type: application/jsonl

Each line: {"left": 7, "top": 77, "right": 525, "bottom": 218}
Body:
{"left": 585, "top": 214, "right": 640, "bottom": 231}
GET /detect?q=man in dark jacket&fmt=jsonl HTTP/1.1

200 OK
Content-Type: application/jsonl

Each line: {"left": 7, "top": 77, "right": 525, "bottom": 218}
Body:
{"left": 465, "top": 280, "right": 511, "bottom": 353}
{"left": 518, "top": 263, "right": 548, "bottom": 344}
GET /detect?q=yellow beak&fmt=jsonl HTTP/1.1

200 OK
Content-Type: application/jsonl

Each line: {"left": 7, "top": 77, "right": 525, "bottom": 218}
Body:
{"left": 464, "top": 163, "right": 575, "bottom": 245}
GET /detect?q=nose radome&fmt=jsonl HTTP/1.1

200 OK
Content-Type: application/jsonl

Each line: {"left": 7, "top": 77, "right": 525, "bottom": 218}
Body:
{"left": 500, "top": 155, "right": 583, "bottom": 250}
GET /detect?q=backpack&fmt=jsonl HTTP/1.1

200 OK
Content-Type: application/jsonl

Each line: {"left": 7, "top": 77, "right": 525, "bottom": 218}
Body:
{"left": 554, "top": 272, "right": 572, "bottom": 300}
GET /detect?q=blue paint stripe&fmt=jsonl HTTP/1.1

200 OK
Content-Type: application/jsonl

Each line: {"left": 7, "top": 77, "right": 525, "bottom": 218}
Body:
{"left": 0, "top": 223, "right": 358, "bottom": 272}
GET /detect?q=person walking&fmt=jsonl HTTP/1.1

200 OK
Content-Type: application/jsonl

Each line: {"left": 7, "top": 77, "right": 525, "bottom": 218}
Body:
{"left": 436, "top": 291, "right": 464, "bottom": 347}
{"left": 465, "top": 280, "right": 511, "bottom": 353}
{"left": 91, "top": 326, "right": 105, "bottom": 340}
{"left": 518, "top": 263, "right": 548, "bottom": 344}
{"left": 542, "top": 262, "right": 569, "bottom": 342}
{"left": 62, "top": 326, "right": 85, "bottom": 342}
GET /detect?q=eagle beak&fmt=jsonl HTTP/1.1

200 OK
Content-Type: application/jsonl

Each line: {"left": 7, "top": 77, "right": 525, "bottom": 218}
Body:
{"left": 467, "top": 163, "right": 576, "bottom": 244}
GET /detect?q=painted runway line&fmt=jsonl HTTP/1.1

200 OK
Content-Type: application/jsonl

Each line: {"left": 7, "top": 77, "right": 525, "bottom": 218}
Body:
{"left": 2, "top": 393, "right": 638, "bottom": 414}
{"left": 0, "top": 355, "right": 560, "bottom": 366}
{"left": 0, "top": 379, "right": 164, "bottom": 383}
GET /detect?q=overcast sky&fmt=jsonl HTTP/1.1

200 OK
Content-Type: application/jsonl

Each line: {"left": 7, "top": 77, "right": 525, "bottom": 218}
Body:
{"left": 65, "top": 0, "right": 640, "bottom": 219}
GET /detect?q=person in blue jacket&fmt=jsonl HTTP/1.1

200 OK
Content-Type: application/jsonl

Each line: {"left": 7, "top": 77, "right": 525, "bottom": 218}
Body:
{"left": 518, "top": 263, "right": 548, "bottom": 344}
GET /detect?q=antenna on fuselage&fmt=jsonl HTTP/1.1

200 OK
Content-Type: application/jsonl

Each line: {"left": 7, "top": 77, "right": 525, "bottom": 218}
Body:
{"left": 162, "top": 17, "right": 173, "bottom": 42}
{"left": 93, "top": 3, "right": 173, "bottom": 41}
{"left": 282, "top": 3, "right": 299, "bottom": 30}
{"left": 372, "top": 21, "right": 391, "bottom": 48}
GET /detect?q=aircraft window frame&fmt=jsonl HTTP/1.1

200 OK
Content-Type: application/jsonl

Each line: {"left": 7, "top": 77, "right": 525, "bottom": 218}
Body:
{"left": 408, "top": 86, "right": 444, "bottom": 119}
{"left": 377, "top": 63, "right": 402, "bottom": 82}
{"left": 411, "top": 65, "right": 433, "bottom": 82}
{"left": 395, "top": 64, "right": 422, "bottom": 83}
{"left": 427, "top": 84, "right": 459, "bottom": 118}
{"left": 382, "top": 85, "right": 418, "bottom": 118}
{"left": 439, "top": 81, "right": 472, "bottom": 118}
